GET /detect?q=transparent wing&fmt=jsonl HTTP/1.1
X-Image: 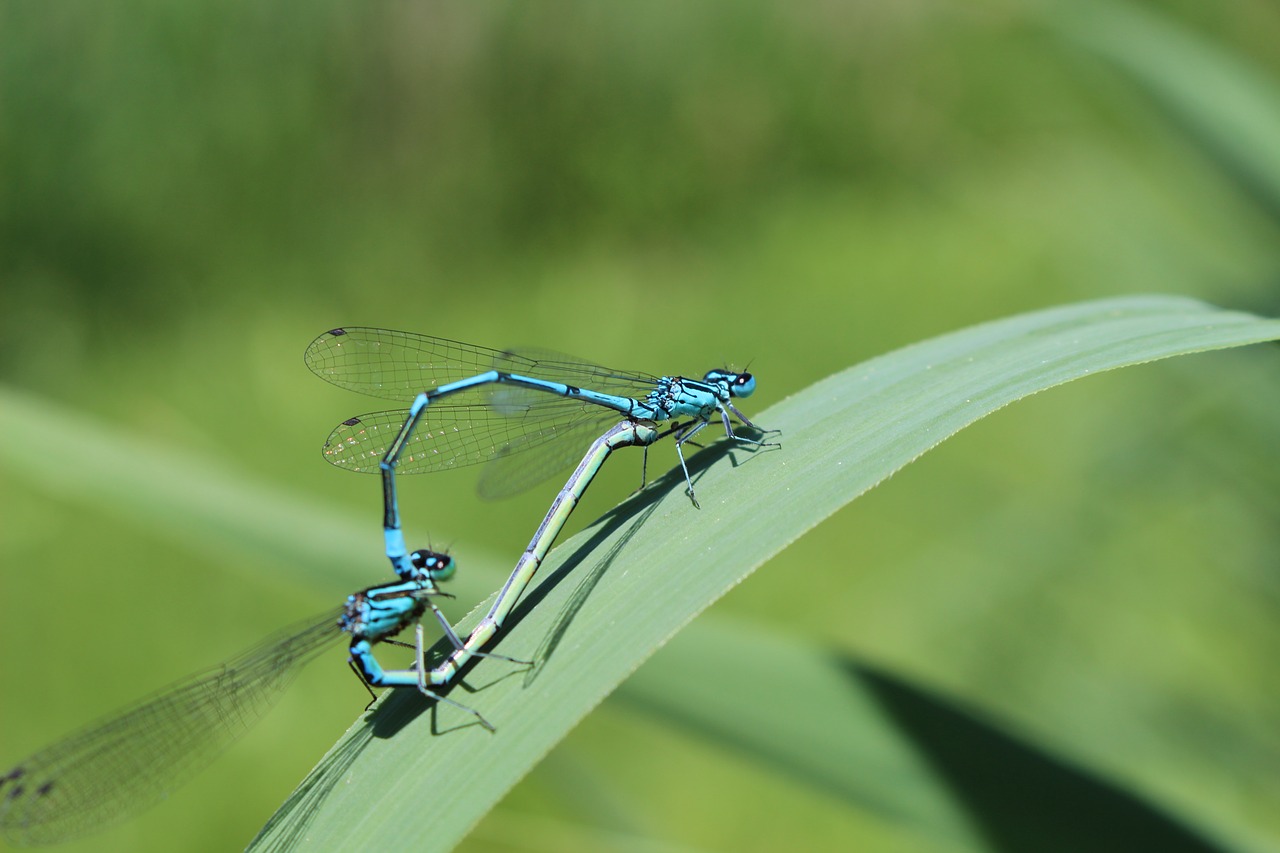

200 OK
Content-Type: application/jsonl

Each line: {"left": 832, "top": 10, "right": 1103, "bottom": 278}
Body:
{"left": 308, "top": 328, "right": 676, "bottom": 496}
{"left": 0, "top": 612, "right": 342, "bottom": 846}
{"left": 476, "top": 410, "right": 641, "bottom": 500}
{"left": 304, "top": 328, "right": 659, "bottom": 403}
{"left": 322, "top": 395, "right": 623, "bottom": 486}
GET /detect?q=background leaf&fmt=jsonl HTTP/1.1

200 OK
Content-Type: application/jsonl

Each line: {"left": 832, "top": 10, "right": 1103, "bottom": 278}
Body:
{"left": 618, "top": 618, "right": 1232, "bottom": 853}
{"left": 1052, "top": 0, "right": 1280, "bottom": 216}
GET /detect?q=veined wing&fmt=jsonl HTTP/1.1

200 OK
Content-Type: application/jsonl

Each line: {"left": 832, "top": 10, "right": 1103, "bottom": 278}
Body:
{"left": 322, "top": 393, "right": 623, "bottom": 486}
{"left": 0, "top": 613, "right": 341, "bottom": 846}
{"left": 476, "top": 413, "right": 648, "bottom": 500}
{"left": 305, "top": 328, "right": 659, "bottom": 403}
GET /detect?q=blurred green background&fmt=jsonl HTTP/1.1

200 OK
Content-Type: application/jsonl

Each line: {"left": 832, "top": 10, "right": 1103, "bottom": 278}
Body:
{"left": 3, "top": 1, "right": 1279, "bottom": 851}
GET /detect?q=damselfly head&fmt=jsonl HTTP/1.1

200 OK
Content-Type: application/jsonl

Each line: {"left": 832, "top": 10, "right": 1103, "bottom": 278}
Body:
{"left": 704, "top": 369, "right": 755, "bottom": 398}
{"left": 411, "top": 549, "right": 456, "bottom": 581}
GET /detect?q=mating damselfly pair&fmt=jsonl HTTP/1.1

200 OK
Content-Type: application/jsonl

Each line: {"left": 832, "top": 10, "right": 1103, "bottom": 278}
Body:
{"left": 0, "top": 328, "right": 773, "bottom": 846}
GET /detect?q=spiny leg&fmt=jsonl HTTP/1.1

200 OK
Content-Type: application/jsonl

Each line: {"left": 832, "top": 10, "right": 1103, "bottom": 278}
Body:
{"left": 721, "top": 402, "right": 782, "bottom": 447}
{"left": 412, "top": 623, "right": 495, "bottom": 732}
{"left": 415, "top": 576, "right": 528, "bottom": 667}
{"left": 672, "top": 419, "right": 711, "bottom": 508}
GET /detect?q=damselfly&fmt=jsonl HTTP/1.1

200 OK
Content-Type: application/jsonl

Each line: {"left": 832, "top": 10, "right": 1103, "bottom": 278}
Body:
{"left": 305, "top": 328, "right": 773, "bottom": 578}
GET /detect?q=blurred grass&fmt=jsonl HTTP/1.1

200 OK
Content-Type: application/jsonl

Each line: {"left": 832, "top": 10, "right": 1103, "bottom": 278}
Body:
{"left": 3, "top": 0, "right": 1280, "bottom": 851}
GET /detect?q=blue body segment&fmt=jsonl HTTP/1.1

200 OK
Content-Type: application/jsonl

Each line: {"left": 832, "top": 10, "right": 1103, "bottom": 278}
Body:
{"left": 0, "top": 551, "right": 483, "bottom": 847}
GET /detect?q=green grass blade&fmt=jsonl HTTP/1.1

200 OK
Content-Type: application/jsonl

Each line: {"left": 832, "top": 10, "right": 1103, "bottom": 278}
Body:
{"left": 248, "top": 295, "right": 1280, "bottom": 851}
{"left": 616, "top": 618, "right": 1234, "bottom": 853}
{"left": 0, "top": 387, "right": 367, "bottom": 586}
{"left": 0, "top": 387, "right": 506, "bottom": 600}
